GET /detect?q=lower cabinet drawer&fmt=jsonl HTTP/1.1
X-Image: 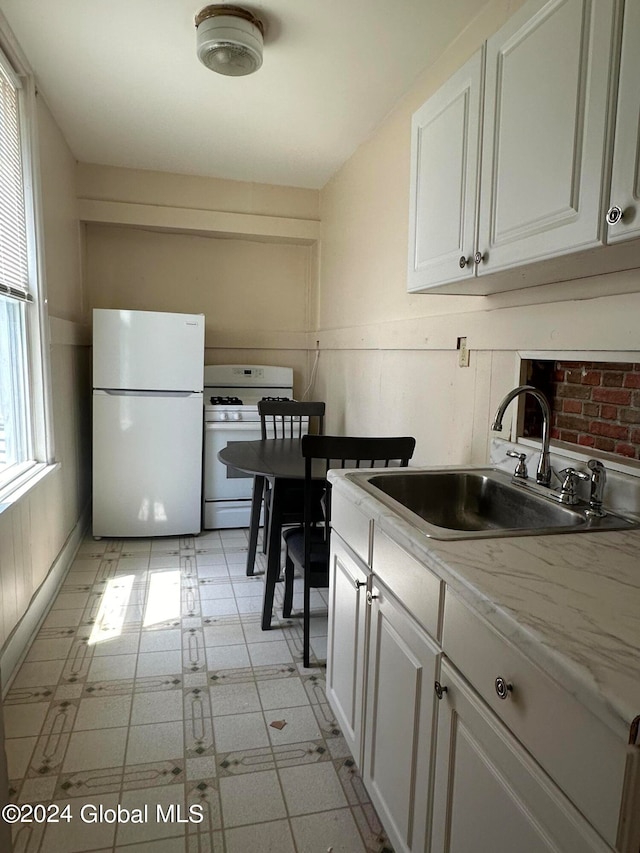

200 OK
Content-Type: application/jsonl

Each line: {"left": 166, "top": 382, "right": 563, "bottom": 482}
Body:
{"left": 443, "top": 590, "right": 632, "bottom": 848}
{"left": 372, "top": 529, "right": 443, "bottom": 642}
{"left": 331, "top": 491, "right": 372, "bottom": 566}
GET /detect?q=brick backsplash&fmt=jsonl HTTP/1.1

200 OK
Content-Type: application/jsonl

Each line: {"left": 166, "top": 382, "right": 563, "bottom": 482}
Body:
{"left": 534, "top": 361, "right": 640, "bottom": 460}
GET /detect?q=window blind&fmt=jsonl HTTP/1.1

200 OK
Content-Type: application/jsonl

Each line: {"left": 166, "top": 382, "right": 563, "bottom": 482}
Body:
{"left": 0, "top": 57, "right": 32, "bottom": 304}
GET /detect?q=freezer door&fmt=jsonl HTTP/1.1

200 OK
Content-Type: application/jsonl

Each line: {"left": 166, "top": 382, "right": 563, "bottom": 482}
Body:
{"left": 93, "top": 309, "right": 204, "bottom": 391}
{"left": 92, "top": 391, "right": 203, "bottom": 537}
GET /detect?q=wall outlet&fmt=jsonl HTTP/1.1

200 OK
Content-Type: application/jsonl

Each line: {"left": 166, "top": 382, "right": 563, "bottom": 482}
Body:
{"left": 457, "top": 337, "right": 470, "bottom": 368}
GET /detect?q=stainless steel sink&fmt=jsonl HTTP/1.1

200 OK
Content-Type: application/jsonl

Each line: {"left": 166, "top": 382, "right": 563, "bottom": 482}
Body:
{"left": 347, "top": 467, "right": 639, "bottom": 540}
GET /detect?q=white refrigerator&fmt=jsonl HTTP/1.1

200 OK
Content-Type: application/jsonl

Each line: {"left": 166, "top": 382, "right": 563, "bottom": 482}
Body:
{"left": 92, "top": 309, "right": 205, "bottom": 538}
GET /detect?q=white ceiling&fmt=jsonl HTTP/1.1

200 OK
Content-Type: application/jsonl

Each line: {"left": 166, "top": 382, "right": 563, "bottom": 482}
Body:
{"left": 0, "top": 1, "right": 478, "bottom": 189}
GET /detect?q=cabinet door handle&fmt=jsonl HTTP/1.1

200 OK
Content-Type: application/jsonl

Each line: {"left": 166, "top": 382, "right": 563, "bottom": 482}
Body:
{"left": 366, "top": 591, "right": 379, "bottom": 605}
{"left": 459, "top": 255, "right": 471, "bottom": 268}
{"left": 434, "top": 681, "right": 448, "bottom": 700}
{"left": 606, "top": 205, "right": 623, "bottom": 226}
{"left": 495, "top": 676, "right": 513, "bottom": 700}
{"left": 354, "top": 579, "right": 366, "bottom": 590}
{"left": 474, "top": 251, "right": 486, "bottom": 265}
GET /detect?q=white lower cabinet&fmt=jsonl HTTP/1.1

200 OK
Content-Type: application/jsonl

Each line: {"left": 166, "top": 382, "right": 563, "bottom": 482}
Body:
{"left": 442, "top": 589, "right": 634, "bottom": 847}
{"left": 431, "top": 659, "right": 613, "bottom": 853}
{"left": 327, "top": 527, "right": 442, "bottom": 853}
{"left": 326, "top": 533, "right": 369, "bottom": 766}
{"left": 328, "top": 504, "right": 639, "bottom": 853}
{"left": 362, "top": 580, "right": 439, "bottom": 853}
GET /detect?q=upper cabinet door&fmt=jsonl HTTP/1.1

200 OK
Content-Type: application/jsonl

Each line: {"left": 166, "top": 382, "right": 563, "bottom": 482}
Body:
{"left": 476, "top": 0, "right": 619, "bottom": 275}
{"left": 407, "top": 50, "right": 483, "bottom": 291}
{"left": 607, "top": 0, "right": 640, "bottom": 244}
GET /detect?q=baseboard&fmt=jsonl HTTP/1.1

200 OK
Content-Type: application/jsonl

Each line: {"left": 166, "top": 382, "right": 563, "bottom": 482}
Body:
{"left": 1, "top": 504, "right": 91, "bottom": 695}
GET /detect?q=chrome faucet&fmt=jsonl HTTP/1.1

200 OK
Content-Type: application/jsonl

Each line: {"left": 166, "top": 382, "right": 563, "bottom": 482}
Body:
{"left": 492, "top": 385, "right": 552, "bottom": 486}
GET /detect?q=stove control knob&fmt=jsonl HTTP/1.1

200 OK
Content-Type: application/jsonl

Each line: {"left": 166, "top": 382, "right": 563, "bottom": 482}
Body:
{"left": 232, "top": 412, "right": 241, "bottom": 421}
{"left": 220, "top": 412, "right": 228, "bottom": 421}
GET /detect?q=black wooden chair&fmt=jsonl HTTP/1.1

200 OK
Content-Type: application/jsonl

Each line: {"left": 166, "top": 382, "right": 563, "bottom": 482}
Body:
{"left": 282, "top": 434, "right": 416, "bottom": 667}
{"left": 259, "top": 400, "right": 325, "bottom": 440}
{"left": 247, "top": 400, "right": 326, "bottom": 575}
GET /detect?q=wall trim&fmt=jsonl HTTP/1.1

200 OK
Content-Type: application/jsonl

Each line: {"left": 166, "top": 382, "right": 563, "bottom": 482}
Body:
{"left": 78, "top": 198, "right": 320, "bottom": 245}
{"left": 313, "top": 289, "right": 640, "bottom": 353}
{"left": 206, "top": 330, "right": 309, "bottom": 350}
{"left": 1, "top": 504, "right": 90, "bottom": 694}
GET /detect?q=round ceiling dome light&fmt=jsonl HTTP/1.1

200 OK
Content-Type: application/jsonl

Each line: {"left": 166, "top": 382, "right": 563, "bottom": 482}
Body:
{"left": 195, "top": 5, "right": 264, "bottom": 77}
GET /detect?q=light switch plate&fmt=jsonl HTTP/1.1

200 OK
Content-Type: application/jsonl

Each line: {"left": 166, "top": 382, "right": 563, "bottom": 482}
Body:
{"left": 457, "top": 337, "right": 470, "bottom": 368}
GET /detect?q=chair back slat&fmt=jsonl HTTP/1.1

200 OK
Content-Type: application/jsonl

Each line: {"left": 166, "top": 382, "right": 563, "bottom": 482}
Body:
{"left": 258, "top": 400, "right": 325, "bottom": 439}
{"left": 302, "top": 435, "right": 415, "bottom": 468}
{"left": 300, "top": 434, "right": 416, "bottom": 556}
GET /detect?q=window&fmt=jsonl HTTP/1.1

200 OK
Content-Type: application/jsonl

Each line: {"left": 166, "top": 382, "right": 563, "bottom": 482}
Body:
{"left": 0, "top": 42, "right": 51, "bottom": 497}
{"left": 522, "top": 358, "right": 640, "bottom": 462}
{"left": 0, "top": 298, "right": 30, "bottom": 472}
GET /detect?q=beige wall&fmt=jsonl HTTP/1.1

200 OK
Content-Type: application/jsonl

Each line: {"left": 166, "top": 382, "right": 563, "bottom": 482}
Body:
{"left": 85, "top": 226, "right": 312, "bottom": 335}
{"left": 316, "top": 0, "right": 640, "bottom": 466}
{"left": 0, "top": 97, "right": 90, "bottom": 680}
{"left": 81, "top": 166, "right": 321, "bottom": 396}
{"left": 319, "top": 0, "right": 529, "bottom": 333}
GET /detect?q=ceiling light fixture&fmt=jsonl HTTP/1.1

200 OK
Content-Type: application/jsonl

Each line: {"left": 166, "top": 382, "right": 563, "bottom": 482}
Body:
{"left": 195, "top": 5, "right": 264, "bottom": 77}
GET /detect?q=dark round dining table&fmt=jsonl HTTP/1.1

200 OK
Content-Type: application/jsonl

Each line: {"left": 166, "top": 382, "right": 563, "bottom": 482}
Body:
{"left": 217, "top": 438, "right": 326, "bottom": 630}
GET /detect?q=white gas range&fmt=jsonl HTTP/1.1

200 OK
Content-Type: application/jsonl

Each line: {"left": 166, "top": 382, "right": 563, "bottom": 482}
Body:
{"left": 202, "top": 364, "right": 295, "bottom": 529}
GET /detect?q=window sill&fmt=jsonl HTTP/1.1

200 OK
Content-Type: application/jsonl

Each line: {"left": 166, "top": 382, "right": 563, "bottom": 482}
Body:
{"left": 516, "top": 436, "right": 640, "bottom": 479}
{"left": 0, "top": 462, "right": 61, "bottom": 515}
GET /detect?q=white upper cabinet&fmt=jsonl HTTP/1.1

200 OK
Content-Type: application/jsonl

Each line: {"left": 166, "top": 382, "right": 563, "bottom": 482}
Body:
{"left": 407, "top": 50, "right": 483, "bottom": 290}
{"left": 408, "top": 0, "right": 626, "bottom": 294}
{"left": 606, "top": 0, "right": 640, "bottom": 244}
{"left": 476, "top": 0, "right": 617, "bottom": 274}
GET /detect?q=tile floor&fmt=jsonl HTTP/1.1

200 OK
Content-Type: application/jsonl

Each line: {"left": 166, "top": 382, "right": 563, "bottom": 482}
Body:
{"left": 3, "top": 528, "right": 394, "bottom": 853}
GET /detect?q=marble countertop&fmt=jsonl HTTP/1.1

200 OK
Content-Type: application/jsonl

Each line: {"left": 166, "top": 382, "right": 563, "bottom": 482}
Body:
{"left": 328, "top": 467, "right": 640, "bottom": 744}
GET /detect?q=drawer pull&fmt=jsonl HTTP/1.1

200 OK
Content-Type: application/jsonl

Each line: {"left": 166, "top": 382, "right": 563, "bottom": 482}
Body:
{"left": 495, "top": 676, "right": 513, "bottom": 700}
{"left": 434, "top": 681, "right": 448, "bottom": 700}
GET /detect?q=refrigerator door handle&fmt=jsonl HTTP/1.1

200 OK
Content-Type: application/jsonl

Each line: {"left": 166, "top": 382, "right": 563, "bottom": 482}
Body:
{"left": 94, "top": 389, "right": 201, "bottom": 397}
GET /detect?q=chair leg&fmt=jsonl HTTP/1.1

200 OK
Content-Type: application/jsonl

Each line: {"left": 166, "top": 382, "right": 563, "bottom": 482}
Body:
{"left": 262, "top": 488, "right": 271, "bottom": 554}
{"left": 282, "top": 552, "right": 294, "bottom": 618}
{"left": 246, "top": 476, "right": 264, "bottom": 576}
{"left": 303, "top": 569, "right": 311, "bottom": 668}
{"left": 261, "top": 480, "right": 283, "bottom": 631}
